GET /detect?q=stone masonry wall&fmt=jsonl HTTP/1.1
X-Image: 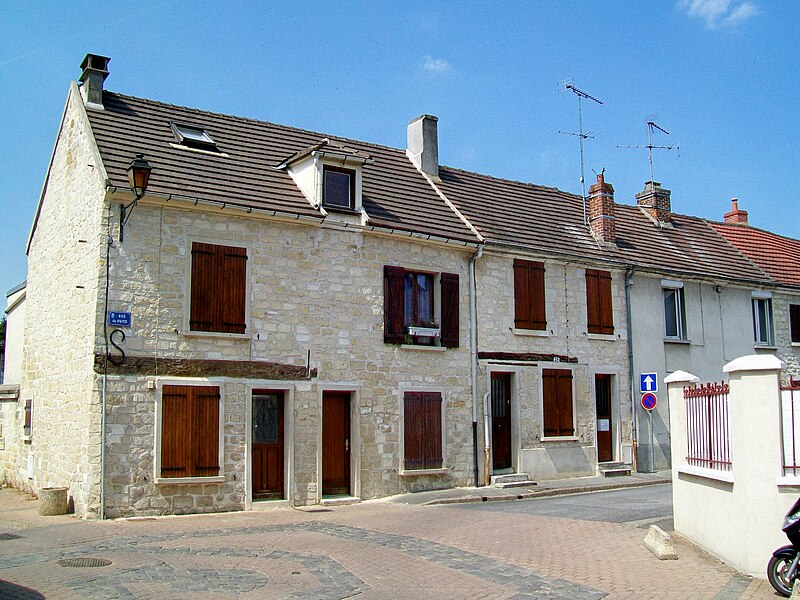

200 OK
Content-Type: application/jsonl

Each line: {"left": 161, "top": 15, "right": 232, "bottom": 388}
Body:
{"left": 768, "top": 291, "right": 800, "bottom": 385}
{"left": 12, "top": 87, "right": 109, "bottom": 516}
{"left": 101, "top": 201, "right": 474, "bottom": 516}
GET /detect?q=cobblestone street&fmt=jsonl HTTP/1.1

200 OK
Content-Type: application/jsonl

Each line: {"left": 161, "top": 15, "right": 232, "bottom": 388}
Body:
{"left": 0, "top": 486, "right": 778, "bottom": 599}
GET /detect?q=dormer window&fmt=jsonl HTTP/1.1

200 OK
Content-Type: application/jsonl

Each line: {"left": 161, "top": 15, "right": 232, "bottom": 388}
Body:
{"left": 323, "top": 166, "right": 356, "bottom": 210}
{"left": 171, "top": 122, "right": 218, "bottom": 152}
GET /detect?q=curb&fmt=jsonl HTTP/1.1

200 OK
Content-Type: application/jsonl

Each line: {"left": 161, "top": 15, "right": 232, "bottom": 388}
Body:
{"left": 421, "top": 478, "right": 671, "bottom": 506}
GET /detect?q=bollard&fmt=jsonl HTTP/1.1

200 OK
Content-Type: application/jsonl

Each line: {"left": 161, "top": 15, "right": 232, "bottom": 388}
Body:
{"left": 38, "top": 487, "right": 68, "bottom": 516}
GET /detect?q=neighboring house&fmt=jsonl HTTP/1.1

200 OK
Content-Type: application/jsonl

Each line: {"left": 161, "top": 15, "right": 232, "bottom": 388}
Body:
{"left": 710, "top": 200, "right": 800, "bottom": 383}
{"left": 1, "top": 281, "right": 26, "bottom": 479}
{"left": 2, "top": 282, "right": 26, "bottom": 385}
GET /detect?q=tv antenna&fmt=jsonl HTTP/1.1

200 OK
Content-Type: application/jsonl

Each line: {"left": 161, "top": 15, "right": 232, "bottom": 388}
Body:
{"left": 617, "top": 116, "right": 680, "bottom": 183}
{"left": 559, "top": 79, "right": 603, "bottom": 224}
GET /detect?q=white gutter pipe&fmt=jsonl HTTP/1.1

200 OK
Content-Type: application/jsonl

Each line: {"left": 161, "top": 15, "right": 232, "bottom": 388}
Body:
{"left": 469, "top": 245, "right": 483, "bottom": 487}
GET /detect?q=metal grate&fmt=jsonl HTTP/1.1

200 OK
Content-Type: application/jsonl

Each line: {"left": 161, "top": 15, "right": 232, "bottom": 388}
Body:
{"left": 57, "top": 557, "right": 112, "bottom": 568}
{"left": 0, "top": 533, "right": 22, "bottom": 541}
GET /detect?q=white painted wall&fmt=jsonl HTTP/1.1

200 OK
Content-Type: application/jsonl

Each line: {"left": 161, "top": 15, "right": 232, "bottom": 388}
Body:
{"left": 3, "top": 285, "right": 25, "bottom": 385}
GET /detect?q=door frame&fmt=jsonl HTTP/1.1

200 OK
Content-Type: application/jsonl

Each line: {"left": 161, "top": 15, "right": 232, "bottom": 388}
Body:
{"left": 590, "top": 369, "right": 621, "bottom": 463}
{"left": 486, "top": 368, "right": 520, "bottom": 475}
{"left": 317, "top": 385, "right": 361, "bottom": 502}
{"left": 245, "top": 382, "right": 295, "bottom": 509}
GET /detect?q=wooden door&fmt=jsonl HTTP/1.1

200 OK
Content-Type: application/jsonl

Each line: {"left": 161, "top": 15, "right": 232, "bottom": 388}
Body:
{"left": 491, "top": 373, "right": 512, "bottom": 470}
{"left": 595, "top": 375, "right": 613, "bottom": 462}
{"left": 252, "top": 391, "right": 284, "bottom": 500}
{"left": 322, "top": 391, "right": 350, "bottom": 496}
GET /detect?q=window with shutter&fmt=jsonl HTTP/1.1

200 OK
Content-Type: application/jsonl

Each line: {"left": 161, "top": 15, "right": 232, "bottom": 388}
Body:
{"left": 513, "top": 259, "right": 546, "bottom": 330}
{"left": 791, "top": 305, "right": 800, "bottom": 344}
{"left": 23, "top": 398, "right": 32, "bottom": 438}
{"left": 585, "top": 269, "right": 614, "bottom": 335}
{"left": 542, "top": 369, "right": 574, "bottom": 437}
{"left": 190, "top": 242, "right": 247, "bottom": 334}
{"left": 160, "top": 385, "right": 221, "bottom": 479}
{"left": 403, "top": 391, "right": 443, "bottom": 470}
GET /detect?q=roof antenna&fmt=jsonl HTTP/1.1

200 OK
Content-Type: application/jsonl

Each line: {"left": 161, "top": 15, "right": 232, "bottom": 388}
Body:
{"left": 559, "top": 79, "right": 604, "bottom": 225}
{"left": 617, "top": 116, "right": 680, "bottom": 183}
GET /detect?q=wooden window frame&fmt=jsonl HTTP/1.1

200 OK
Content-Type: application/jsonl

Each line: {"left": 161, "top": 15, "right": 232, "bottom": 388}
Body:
{"left": 791, "top": 304, "right": 800, "bottom": 345}
{"left": 189, "top": 241, "right": 248, "bottom": 335}
{"left": 585, "top": 269, "right": 614, "bottom": 335}
{"left": 322, "top": 165, "right": 356, "bottom": 210}
{"left": 541, "top": 368, "right": 576, "bottom": 440}
{"left": 400, "top": 389, "right": 446, "bottom": 474}
{"left": 404, "top": 271, "right": 436, "bottom": 328}
{"left": 154, "top": 381, "right": 225, "bottom": 484}
{"left": 513, "top": 259, "right": 547, "bottom": 331}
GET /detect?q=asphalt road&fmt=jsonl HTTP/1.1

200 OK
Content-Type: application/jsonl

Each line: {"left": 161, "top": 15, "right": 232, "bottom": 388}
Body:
{"left": 439, "top": 483, "right": 674, "bottom": 530}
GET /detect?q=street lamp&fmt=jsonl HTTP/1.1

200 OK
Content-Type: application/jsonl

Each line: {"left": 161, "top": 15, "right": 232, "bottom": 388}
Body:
{"left": 120, "top": 154, "right": 152, "bottom": 242}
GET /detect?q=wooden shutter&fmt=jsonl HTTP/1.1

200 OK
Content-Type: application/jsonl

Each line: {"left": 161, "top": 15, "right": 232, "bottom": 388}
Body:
{"left": 513, "top": 259, "right": 546, "bottom": 330}
{"left": 190, "top": 243, "right": 216, "bottom": 332}
{"left": 161, "top": 386, "right": 192, "bottom": 477}
{"left": 403, "top": 392, "right": 443, "bottom": 470}
{"left": 586, "top": 269, "right": 614, "bottom": 335}
{"left": 440, "top": 273, "right": 459, "bottom": 348}
{"left": 791, "top": 305, "right": 800, "bottom": 344}
{"left": 193, "top": 387, "right": 221, "bottom": 476}
{"left": 384, "top": 265, "right": 406, "bottom": 343}
{"left": 423, "top": 392, "right": 443, "bottom": 469}
{"left": 23, "top": 399, "right": 32, "bottom": 437}
{"left": 542, "top": 369, "right": 574, "bottom": 437}
{"left": 190, "top": 242, "right": 247, "bottom": 333}
{"left": 219, "top": 246, "right": 247, "bottom": 334}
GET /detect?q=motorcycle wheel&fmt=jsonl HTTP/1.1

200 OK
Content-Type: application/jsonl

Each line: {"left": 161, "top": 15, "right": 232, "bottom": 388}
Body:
{"left": 768, "top": 553, "right": 797, "bottom": 597}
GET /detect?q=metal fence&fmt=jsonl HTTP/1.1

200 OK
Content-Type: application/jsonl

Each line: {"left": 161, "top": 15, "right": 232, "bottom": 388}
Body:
{"left": 684, "top": 382, "right": 732, "bottom": 471}
{"left": 781, "top": 380, "right": 800, "bottom": 477}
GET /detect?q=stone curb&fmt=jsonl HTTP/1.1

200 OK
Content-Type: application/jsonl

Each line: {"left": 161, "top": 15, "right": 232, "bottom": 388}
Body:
{"left": 420, "top": 478, "right": 671, "bottom": 506}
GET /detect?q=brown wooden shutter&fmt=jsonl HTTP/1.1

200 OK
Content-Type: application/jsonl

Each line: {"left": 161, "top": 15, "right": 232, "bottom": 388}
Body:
{"left": 161, "top": 385, "right": 192, "bottom": 478}
{"left": 514, "top": 259, "right": 546, "bottom": 330}
{"left": 440, "top": 273, "right": 459, "bottom": 348}
{"left": 190, "top": 243, "right": 216, "bottom": 332}
{"left": 384, "top": 265, "right": 406, "bottom": 343}
{"left": 219, "top": 246, "right": 247, "bottom": 334}
{"left": 423, "top": 392, "right": 443, "bottom": 469}
{"left": 23, "top": 399, "right": 32, "bottom": 437}
{"left": 404, "top": 392, "right": 425, "bottom": 470}
{"left": 557, "top": 370, "right": 574, "bottom": 436}
{"left": 193, "top": 387, "right": 221, "bottom": 476}
{"left": 586, "top": 269, "right": 614, "bottom": 335}
{"left": 542, "top": 369, "right": 574, "bottom": 437}
{"left": 791, "top": 305, "right": 800, "bottom": 343}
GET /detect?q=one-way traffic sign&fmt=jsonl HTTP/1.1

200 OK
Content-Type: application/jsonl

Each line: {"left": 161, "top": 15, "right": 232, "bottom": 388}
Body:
{"left": 640, "top": 373, "right": 658, "bottom": 394}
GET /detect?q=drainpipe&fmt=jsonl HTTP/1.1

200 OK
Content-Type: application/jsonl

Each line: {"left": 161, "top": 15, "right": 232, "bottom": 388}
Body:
{"left": 100, "top": 234, "right": 112, "bottom": 519}
{"left": 469, "top": 245, "right": 483, "bottom": 487}
{"left": 625, "top": 266, "right": 638, "bottom": 473}
{"left": 482, "top": 391, "right": 491, "bottom": 486}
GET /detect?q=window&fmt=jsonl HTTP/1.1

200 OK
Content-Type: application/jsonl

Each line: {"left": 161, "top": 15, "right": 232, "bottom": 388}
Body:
{"left": 384, "top": 266, "right": 459, "bottom": 347}
{"left": 513, "top": 259, "right": 546, "bottom": 331}
{"left": 323, "top": 166, "right": 356, "bottom": 210}
{"left": 403, "top": 391, "right": 443, "bottom": 470}
{"left": 190, "top": 242, "right": 247, "bottom": 334}
{"left": 542, "top": 369, "right": 574, "bottom": 438}
{"left": 791, "top": 305, "right": 800, "bottom": 344}
{"left": 171, "top": 122, "right": 218, "bottom": 152}
{"left": 752, "top": 295, "right": 775, "bottom": 346}
{"left": 160, "top": 385, "right": 221, "bottom": 479}
{"left": 23, "top": 398, "right": 32, "bottom": 438}
{"left": 663, "top": 284, "right": 687, "bottom": 340}
{"left": 585, "top": 269, "right": 614, "bottom": 335}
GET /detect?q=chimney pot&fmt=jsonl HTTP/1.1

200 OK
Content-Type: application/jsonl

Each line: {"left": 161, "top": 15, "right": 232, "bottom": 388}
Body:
{"left": 407, "top": 114, "right": 439, "bottom": 181}
{"left": 587, "top": 171, "right": 616, "bottom": 244}
{"left": 724, "top": 197, "right": 749, "bottom": 225}
{"left": 79, "top": 53, "right": 110, "bottom": 109}
{"left": 635, "top": 180, "right": 672, "bottom": 223}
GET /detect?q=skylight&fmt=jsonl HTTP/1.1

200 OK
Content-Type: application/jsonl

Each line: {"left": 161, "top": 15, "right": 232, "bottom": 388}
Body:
{"left": 171, "top": 122, "right": 218, "bottom": 151}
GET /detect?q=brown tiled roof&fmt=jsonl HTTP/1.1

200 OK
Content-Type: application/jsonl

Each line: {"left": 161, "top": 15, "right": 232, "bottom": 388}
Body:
{"left": 709, "top": 222, "right": 800, "bottom": 288}
{"left": 437, "top": 167, "right": 771, "bottom": 283}
{"left": 85, "top": 92, "right": 480, "bottom": 244}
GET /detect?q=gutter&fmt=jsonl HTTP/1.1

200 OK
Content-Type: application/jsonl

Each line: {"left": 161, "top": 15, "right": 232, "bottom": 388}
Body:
{"left": 625, "top": 266, "right": 638, "bottom": 472}
{"left": 469, "top": 244, "right": 484, "bottom": 487}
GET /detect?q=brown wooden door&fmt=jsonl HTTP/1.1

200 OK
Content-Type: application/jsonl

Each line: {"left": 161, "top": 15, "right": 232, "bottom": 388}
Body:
{"left": 491, "top": 373, "right": 512, "bottom": 470}
{"left": 252, "top": 391, "right": 284, "bottom": 499}
{"left": 322, "top": 391, "right": 351, "bottom": 496}
{"left": 595, "top": 374, "right": 613, "bottom": 462}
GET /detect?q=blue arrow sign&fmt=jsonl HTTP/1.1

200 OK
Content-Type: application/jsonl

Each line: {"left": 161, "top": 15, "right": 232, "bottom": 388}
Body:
{"left": 640, "top": 373, "right": 658, "bottom": 393}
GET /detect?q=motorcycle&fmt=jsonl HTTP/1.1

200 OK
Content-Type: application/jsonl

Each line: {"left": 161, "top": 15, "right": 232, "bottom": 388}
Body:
{"left": 769, "top": 496, "right": 800, "bottom": 596}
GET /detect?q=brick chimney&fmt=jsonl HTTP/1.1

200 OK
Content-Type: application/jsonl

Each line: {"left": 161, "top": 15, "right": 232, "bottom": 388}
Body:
{"left": 407, "top": 114, "right": 439, "bottom": 181}
{"left": 79, "top": 53, "right": 110, "bottom": 109}
{"left": 636, "top": 180, "right": 671, "bottom": 223}
{"left": 724, "top": 198, "right": 749, "bottom": 225}
{"left": 587, "top": 171, "right": 615, "bottom": 244}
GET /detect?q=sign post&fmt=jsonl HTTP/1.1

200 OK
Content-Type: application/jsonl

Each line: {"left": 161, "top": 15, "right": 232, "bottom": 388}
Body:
{"left": 639, "top": 372, "right": 659, "bottom": 473}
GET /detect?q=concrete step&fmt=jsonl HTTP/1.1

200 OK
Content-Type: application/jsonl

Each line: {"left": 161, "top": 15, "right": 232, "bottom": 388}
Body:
{"left": 494, "top": 480, "right": 538, "bottom": 489}
{"left": 598, "top": 462, "right": 632, "bottom": 478}
{"left": 491, "top": 473, "right": 537, "bottom": 489}
{"left": 321, "top": 496, "right": 361, "bottom": 506}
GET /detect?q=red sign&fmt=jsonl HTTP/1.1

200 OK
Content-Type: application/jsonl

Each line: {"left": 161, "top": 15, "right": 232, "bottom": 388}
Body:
{"left": 641, "top": 392, "right": 657, "bottom": 411}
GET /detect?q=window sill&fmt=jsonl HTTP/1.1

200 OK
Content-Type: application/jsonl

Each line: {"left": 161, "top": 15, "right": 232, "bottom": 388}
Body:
{"left": 322, "top": 205, "right": 361, "bottom": 215}
{"left": 22, "top": 435, "right": 32, "bottom": 444}
{"left": 754, "top": 344, "right": 777, "bottom": 351}
{"left": 777, "top": 476, "right": 800, "bottom": 488}
{"left": 183, "top": 330, "right": 250, "bottom": 340}
{"left": 587, "top": 333, "right": 616, "bottom": 341}
{"left": 663, "top": 338, "right": 690, "bottom": 345}
{"left": 155, "top": 476, "right": 225, "bottom": 485}
{"left": 399, "top": 468, "right": 448, "bottom": 476}
{"left": 540, "top": 436, "right": 579, "bottom": 443}
{"left": 792, "top": 342, "right": 800, "bottom": 348}
{"left": 400, "top": 344, "right": 446, "bottom": 353}
{"left": 677, "top": 465, "right": 733, "bottom": 483}
{"left": 168, "top": 143, "right": 229, "bottom": 158}
{"left": 513, "top": 328, "right": 550, "bottom": 337}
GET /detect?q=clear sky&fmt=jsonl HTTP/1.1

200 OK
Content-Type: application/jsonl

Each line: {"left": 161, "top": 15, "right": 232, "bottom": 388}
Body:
{"left": 1, "top": 0, "right": 798, "bottom": 296}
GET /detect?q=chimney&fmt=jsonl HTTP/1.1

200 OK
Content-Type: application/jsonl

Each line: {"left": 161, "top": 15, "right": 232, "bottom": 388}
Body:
{"left": 79, "top": 53, "right": 110, "bottom": 109}
{"left": 587, "top": 171, "right": 616, "bottom": 244}
{"left": 407, "top": 114, "right": 439, "bottom": 181}
{"left": 635, "top": 180, "right": 671, "bottom": 223}
{"left": 723, "top": 198, "right": 749, "bottom": 225}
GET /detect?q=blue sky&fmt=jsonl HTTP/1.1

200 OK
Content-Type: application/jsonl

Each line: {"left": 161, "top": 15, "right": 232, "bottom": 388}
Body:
{"left": 1, "top": 0, "right": 797, "bottom": 296}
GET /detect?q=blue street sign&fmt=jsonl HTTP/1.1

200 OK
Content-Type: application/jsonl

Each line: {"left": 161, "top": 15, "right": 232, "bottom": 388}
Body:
{"left": 108, "top": 311, "right": 132, "bottom": 327}
{"left": 641, "top": 392, "right": 658, "bottom": 411}
{"left": 640, "top": 373, "right": 658, "bottom": 393}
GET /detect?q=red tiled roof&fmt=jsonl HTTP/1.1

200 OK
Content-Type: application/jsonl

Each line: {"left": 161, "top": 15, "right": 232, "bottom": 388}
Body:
{"left": 709, "top": 222, "right": 800, "bottom": 288}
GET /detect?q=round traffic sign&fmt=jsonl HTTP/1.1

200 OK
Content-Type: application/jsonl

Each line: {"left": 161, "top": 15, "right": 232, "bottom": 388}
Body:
{"left": 641, "top": 392, "right": 657, "bottom": 411}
